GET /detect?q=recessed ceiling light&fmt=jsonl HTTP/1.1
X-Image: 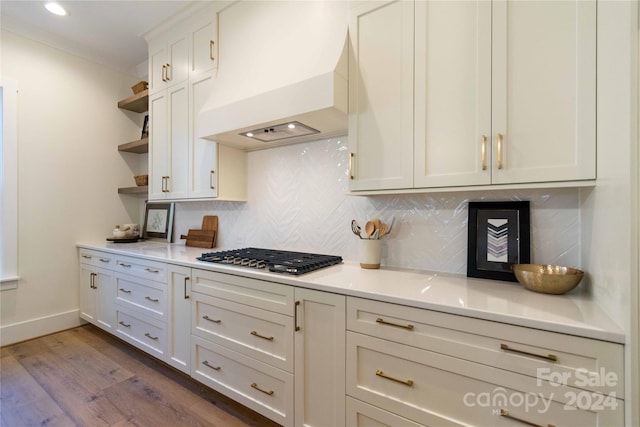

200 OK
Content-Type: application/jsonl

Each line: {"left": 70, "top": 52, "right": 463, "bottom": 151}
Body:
{"left": 45, "top": 2, "right": 67, "bottom": 16}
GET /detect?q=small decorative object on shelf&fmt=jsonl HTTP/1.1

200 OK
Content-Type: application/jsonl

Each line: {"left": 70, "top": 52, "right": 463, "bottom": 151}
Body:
{"left": 350, "top": 217, "right": 394, "bottom": 269}
{"left": 141, "top": 115, "right": 149, "bottom": 138}
{"left": 131, "top": 81, "right": 148, "bottom": 94}
{"left": 134, "top": 174, "right": 148, "bottom": 186}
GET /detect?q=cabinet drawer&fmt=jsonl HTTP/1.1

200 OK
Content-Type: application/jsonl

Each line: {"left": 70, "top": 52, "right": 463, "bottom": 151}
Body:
{"left": 192, "top": 336, "right": 293, "bottom": 427}
{"left": 347, "top": 297, "right": 623, "bottom": 396}
{"left": 347, "top": 332, "right": 623, "bottom": 427}
{"left": 346, "top": 397, "right": 429, "bottom": 427}
{"left": 115, "top": 273, "right": 166, "bottom": 320}
{"left": 192, "top": 292, "right": 293, "bottom": 372}
{"left": 115, "top": 309, "right": 165, "bottom": 358}
{"left": 79, "top": 249, "right": 115, "bottom": 268}
{"left": 192, "top": 269, "right": 294, "bottom": 315}
{"left": 114, "top": 256, "right": 167, "bottom": 283}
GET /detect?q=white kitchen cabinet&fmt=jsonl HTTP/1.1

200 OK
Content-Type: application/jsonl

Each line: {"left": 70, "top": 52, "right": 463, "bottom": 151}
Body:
{"left": 189, "top": 70, "right": 247, "bottom": 200}
{"left": 188, "top": 5, "right": 218, "bottom": 76}
{"left": 490, "top": 0, "right": 596, "bottom": 184}
{"left": 346, "top": 296, "right": 624, "bottom": 427}
{"left": 348, "top": 0, "right": 414, "bottom": 191}
{"left": 149, "top": 82, "right": 189, "bottom": 200}
{"left": 79, "top": 263, "right": 115, "bottom": 332}
{"left": 352, "top": 0, "right": 596, "bottom": 192}
{"left": 413, "top": 0, "right": 491, "bottom": 188}
{"left": 167, "top": 265, "right": 191, "bottom": 374}
{"left": 148, "top": 28, "right": 189, "bottom": 95}
{"left": 294, "top": 288, "right": 346, "bottom": 427}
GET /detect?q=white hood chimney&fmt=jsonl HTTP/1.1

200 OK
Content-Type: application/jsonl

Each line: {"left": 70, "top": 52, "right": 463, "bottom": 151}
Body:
{"left": 197, "top": 1, "right": 348, "bottom": 150}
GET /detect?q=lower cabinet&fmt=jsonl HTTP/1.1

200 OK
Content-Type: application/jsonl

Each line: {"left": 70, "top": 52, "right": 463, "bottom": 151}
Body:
{"left": 294, "top": 287, "right": 346, "bottom": 427}
{"left": 167, "top": 265, "right": 192, "bottom": 373}
{"left": 79, "top": 249, "right": 625, "bottom": 427}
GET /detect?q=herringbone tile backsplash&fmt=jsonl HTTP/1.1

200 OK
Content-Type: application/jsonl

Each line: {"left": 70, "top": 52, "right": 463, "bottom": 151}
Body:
{"left": 175, "top": 138, "right": 580, "bottom": 275}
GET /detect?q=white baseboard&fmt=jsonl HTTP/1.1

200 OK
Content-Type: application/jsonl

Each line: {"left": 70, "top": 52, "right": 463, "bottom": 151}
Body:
{"left": 0, "top": 309, "right": 84, "bottom": 346}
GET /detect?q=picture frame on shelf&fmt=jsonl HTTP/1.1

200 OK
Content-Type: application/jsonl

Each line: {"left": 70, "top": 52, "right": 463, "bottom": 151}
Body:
{"left": 141, "top": 114, "right": 149, "bottom": 139}
{"left": 142, "top": 202, "right": 174, "bottom": 242}
{"left": 467, "top": 201, "right": 530, "bottom": 282}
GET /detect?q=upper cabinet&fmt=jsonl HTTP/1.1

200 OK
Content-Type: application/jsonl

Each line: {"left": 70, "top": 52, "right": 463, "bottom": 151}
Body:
{"left": 349, "top": 0, "right": 596, "bottom": 192}
{"left": 148, "top": 29, "right": 189, "bottom": 95}
{"left": 146, "top": 3, "right": 246, "bottom": 202}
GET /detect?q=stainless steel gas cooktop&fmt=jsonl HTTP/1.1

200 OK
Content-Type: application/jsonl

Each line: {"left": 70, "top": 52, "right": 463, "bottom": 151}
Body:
{"left": 197, "top": 247, "right": 343, "bottom": 275}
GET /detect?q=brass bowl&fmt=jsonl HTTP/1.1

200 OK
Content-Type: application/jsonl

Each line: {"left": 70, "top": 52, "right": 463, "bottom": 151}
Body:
{"left": 512, "top": 264, "right": 584, "bottom": 295}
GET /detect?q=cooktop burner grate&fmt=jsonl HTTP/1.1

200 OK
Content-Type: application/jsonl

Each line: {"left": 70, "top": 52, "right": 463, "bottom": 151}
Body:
{"left": 197, "top": 247, "right": 343, "bottom": 275}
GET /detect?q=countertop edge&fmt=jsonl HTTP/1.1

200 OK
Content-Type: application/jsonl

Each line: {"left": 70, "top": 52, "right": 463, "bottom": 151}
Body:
{"left": 77, "top": 242, "right": 626, "bottom": 344}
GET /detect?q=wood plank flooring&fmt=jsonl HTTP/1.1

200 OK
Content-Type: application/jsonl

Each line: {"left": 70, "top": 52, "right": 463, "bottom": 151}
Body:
{"left": 0, "top": 325, "right": 281, "bottom": 427}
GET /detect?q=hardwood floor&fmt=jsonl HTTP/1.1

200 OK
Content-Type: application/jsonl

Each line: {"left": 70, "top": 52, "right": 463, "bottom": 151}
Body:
{"left": 0, "top": 325, "right": 281, "bottom": 427}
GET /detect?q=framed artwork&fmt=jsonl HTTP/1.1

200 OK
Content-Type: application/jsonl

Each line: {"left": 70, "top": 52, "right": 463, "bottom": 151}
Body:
{"left": 467, "top": 201, "right": 530, "bottom": 282}
{"left": 142, "top": 202, "right": 174, "bottom": 242}
{"left": 141, "top": 115, "right": 149, "bottom": 139}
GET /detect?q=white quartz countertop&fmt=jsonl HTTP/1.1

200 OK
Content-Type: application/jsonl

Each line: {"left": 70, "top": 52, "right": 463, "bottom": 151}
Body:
{"left": 77, "top": 241, "right": 625, "bottom": 344}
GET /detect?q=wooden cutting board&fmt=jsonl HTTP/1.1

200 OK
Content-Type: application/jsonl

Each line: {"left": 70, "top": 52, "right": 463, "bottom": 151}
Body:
{"left": 180, "top": 229, "right": 216, "bottom": 248}
{"left": 201, "top": 215, "right": 218, "bottom": 247}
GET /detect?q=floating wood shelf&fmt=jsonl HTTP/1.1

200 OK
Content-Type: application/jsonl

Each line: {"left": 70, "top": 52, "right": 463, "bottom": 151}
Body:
{"left": 118, "top": 138, "right": 149, "bottom": 154}
{"left": 118, "top": 89, "right": 148, "bottom": 113}
{"left": 118, "top": 186, "right": 148, "bottom": 196}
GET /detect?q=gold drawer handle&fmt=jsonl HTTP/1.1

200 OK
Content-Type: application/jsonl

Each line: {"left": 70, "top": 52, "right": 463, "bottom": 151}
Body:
{"left": 145, "top": 296, "right": 159, "bottom": 303}
{"left": 99, "top": 258, "right": 110, "bottom": 263}
{"left": 119, "top": 288, "right": 132, "bottom": 294}
{"left": 203, "top": 315, "right": 221, "bottom": 323}
{"left": 145, "top": 268, "right": 159, "bottom": 273}
{"left": 251, "top": 383, "right": 274, "bottom": 396}
{"left": 202, "top": 360, "right": 221, "bottom": 371}
{"left": 210, "top": 40, "right": 215, "bottom": 61}
{"left": 500, "top": 344, "right": 558, "bottom": 362}
{"left": 119, "top": 321, "right": 131, "bottom": 328}
{"left": 144, "top": 332, "right": 158, "bottom": 340}
{"left": 375, "top": 370, "right": 414, "bottom": 387}
{"left": 376, "top": 317, "right": 414, "bottom": 330}
{"left": 500, "top": 409, "right": 556, "bottom": 427}
{"left": 497, "top": 133, "right": 504, "bottom": 170}
{"left": 119, "top": 263, "right": 131, "bottom": 268}
{"left": 481, "top": 135, "right": 487, "bottom": 170}
{"left": 250, "top": 331, "right": 274, "bottom": 341}
{"left": 349, "top": 152, "right": 355, "bottom": 180}
{"left": 82, "top": 254, "right": 92, "bottom": 259}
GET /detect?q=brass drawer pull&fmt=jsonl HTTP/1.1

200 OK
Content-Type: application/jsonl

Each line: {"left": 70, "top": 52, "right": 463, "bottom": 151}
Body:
{"left": 119, "top": 288, "right": 132, "bottom": 294}
{"left": 82, "top": 254, "right": 92, "bottom": 259}
{"left": 250, "top": 331, "right": 274, "bottom": 341}
{"left": 481, "top": 135, "right": 487, "bottom": 170}
{"left": 165, "top": 63, "right": 171, "bottom": 81}
{"left": 202, "top": 360, "right": 221, "bottom": 371}
{"left": 376, "top": 317, "right": 414, "bottom": 330}
{"left": 99, "top": 258, "right": 110, "bottom": 263}
{"left": 210, "top": 40, "right": 215, "bottom": 61}
{"left": 145, "top": 296, "right": 159, "bottom": 302}
{"left": 184, "top": 276, "right": 190, "bottom": 300}
{"left": 499, "top": 409, "right": 556, "bottom": 427}
{"left": 500, "top": 344, "right": 558, "bottom": 362}
{"left": 145, "top": 268, "right": 159, "bottom": 273}
{"left": 119, "top": 263, "right": 131, "bottom": 268}
{"left": 375, "top": 370, "right": 414, "bottom": 387}
{"left": 497, "top": 133, "right": 504, "bottom": 169}
{"left": 144, "top": 332, "right": 158, "bottom": 340}
{"left": 294, "top": 301, "right": 301, "bottom": 331}
{"left": 90, "top": 273, "right": 97, "bottom": 289}
{"left": 251, "top": 383, "right": 274, "bottom": 396}
{"left": 203, "top": 315, "right": 221, "bottom": 323}
{"left": 349, "top": 152, "right": 355, "bottom": 180}
{"left": 119, "top": 321, "right": 131, "bottom": 328}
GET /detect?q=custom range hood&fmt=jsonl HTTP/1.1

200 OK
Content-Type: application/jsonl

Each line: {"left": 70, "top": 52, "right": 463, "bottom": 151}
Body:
{"left": 197, "top": 1, "right": 348, "bottom": 151}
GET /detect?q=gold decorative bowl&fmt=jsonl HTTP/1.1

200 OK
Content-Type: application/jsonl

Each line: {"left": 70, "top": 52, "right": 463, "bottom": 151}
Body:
{"left": 512, "top": 264, "right": 584, "bottom": 295}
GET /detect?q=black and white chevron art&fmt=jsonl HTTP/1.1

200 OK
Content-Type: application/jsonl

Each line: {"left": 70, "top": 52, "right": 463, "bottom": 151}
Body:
{"left": 487, "top": 219, "right": 509, "bottom": 262}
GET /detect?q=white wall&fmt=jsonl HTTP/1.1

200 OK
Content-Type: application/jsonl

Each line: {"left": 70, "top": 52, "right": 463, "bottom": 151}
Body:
{"left": 0, "top": 31, "right": 143, "bottom": 344}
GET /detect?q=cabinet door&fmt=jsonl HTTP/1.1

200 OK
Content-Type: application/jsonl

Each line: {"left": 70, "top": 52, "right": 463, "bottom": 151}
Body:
{"left": 166, "top": 31, "right": 189, "bottom": 88}
{"left": 79, "top": 265, "right": 97, "bottom": 324}
{"left": 294, "top": 288, "right": 345, "bottom": 427}
{"left": 167, "top": 82, "right": 189, "bottom": 199}
{"left": 95, "top": 269, "right": 115, "bottom": 332}
{"left": 190, "top": 10, "right": 218, "bottom": 76}
{"left": 167, "top": 265, "right": 191, "bottom": 374}
{"left": 414, "top": 1, "right": 491, "bottom": 188}
{"left": 348, "top": 0, "right": 414, "bottom": 191}
{"left": 189, "top": 70, "right": 218, "bottom": 199}
{"left": 148, "top": 41, "right": 167, "bottom": 95}
{"left": 149, "top": 91, "right": 168, "bottom": 200}
{"left": 491, "top": 0, "right": 596, "bottom": 184}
